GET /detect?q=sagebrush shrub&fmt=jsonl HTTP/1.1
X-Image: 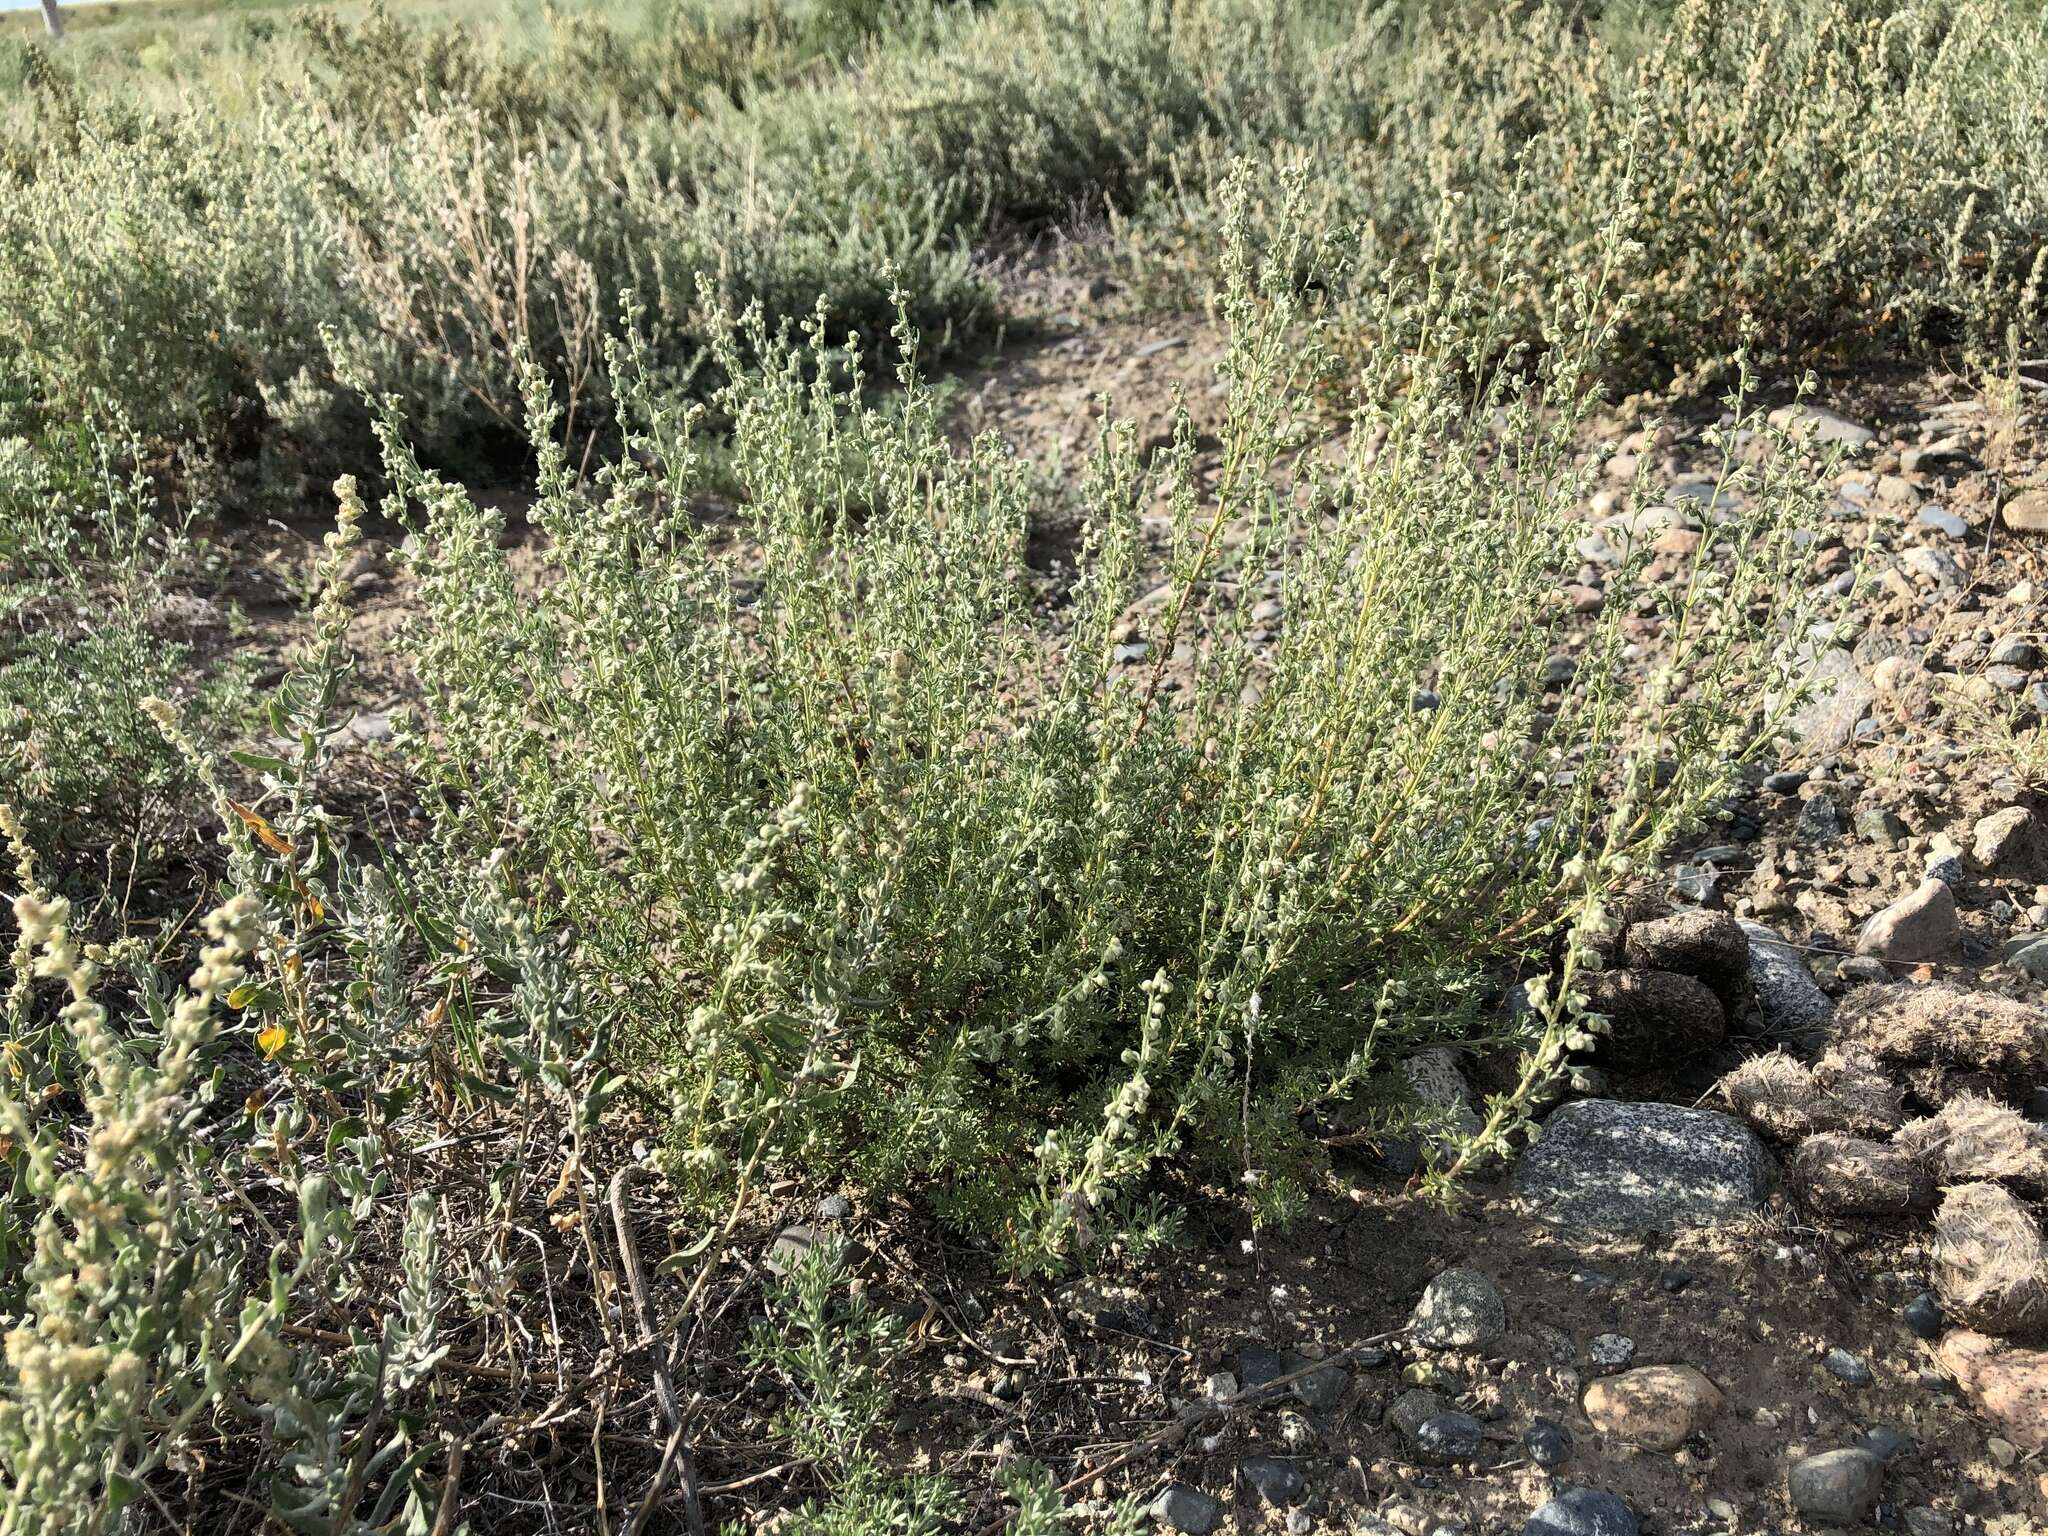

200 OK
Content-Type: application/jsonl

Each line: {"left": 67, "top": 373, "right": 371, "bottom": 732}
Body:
{"left": 9, "top": 0, "right": 2039, "bottom": 499}
{"left": 374, "top": 178, "right": 1831, "bottom": 1267}
{"left": 1118, "top": 0, "right": 2048, "bottom": 377}
{"left": 0, "top": 419, "right": 253, "bottom": 890}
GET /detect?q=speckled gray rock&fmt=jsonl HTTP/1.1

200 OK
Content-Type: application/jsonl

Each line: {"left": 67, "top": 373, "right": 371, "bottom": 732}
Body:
{"left": 1387, "top": 1389, "right": 1448, "bottom": 1444}
{"left": 1237, "top": 1456, "right": 1304, "bottom": 1506}
{"left": 1740, "top": 921, "right": 1835, "bottom": 1045}
{"left": 1402, "top": 1046, "right": 1485, "bottom": 1153}
{"left": 1525, "top": 1488, "right": 1639, "bottom": 1536}
{"left": 1150, "top": 1485, "right": 1220, "bottom": 1535}
{"left": 1770, "top": 404, "right": 1874, "bottom": 450}
{"left": 1783, "top": 647, "right": 1875, "bottom": 755}
{"left": 1409, "top": 1267, "right": 1506, "bottom": 1349}
{"left": 1413, "top": 1411, "right": 1484, "bottom": 1464}
{"left": 1787, "top": 1448, "right": 1884, "bottom": 1524}
{"left": 1515, "top": 1101, "right": 1775, "bottom": 1233}
{"left": 1589, "top": 1333, "right": 1636, "bottom": 1369}
{"left": 1799, "top": 794, "right": 1846, "bottom": 844}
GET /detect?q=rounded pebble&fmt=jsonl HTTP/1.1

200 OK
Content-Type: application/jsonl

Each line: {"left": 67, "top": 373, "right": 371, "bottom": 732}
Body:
{"left": 1525, "top": 1488, "right": 1638, "bottom": 1536}
{"left": 1902, "top": 1293, "right": 1944, "bottom": 1340}
{"left": 1525, "top": 1418, "right": 1573, "bottom": 1468}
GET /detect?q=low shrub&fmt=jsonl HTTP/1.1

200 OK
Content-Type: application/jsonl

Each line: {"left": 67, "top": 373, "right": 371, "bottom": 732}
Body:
{"left": 0, "top": 459, "right": 1150, "bottom": 1528}
{"left": 0, "top": 418, "right": 253, "bottom": 895}
{"left": 7, "top": 0, "right": 2039, "bottom": 500}
{"left": 1116, "top": 0, "right": 2048, "bottom": 381}
{"left": 381, "top": 181, "right": 1831, "bottom": 1267}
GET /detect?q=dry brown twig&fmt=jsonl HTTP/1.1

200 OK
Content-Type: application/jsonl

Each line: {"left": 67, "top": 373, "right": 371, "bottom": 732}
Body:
{"left": 609, "top": 1164, "right": 706, "bottom": 1536}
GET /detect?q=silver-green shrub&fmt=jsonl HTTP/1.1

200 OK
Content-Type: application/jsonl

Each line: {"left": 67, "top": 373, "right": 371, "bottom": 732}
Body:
{"left": 377, "top": 179, "right": 1830, "bottom": 1266}
{"left": 0, "top": 417, "right": 254, "bottom": 885}
{"left": 1117, "top": 0, "right": 2048, "bottom": 376}
{"left": 0, "top": 497, "right": 617, "bottom": 1528}
{"left": 8, "top": 0, "right": 2040, "bottom": 496}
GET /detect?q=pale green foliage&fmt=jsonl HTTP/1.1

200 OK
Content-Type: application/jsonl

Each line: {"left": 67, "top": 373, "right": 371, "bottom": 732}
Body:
{"left": 0, "top": 108, "right": 349, "bottom": 480}
{"left": 1117, "top": 0, "right": 2048, "bottom": 376}
{"left": 379, "top": 177, "right": 1827, "bottom": 1266}
{"left": 0, "top": 2, "right": 1984, "bottom": 1522}
{"left": 746, "top": 1235, "right": 1131, "bottom": 1536}
{"left": 748, "top": 1236, "right": 903, "bottom": 1467}
{"left": 4, "top": 0, "right": 2041, "bottom": 494}
{"left": 0, "top": 854, "right": 284, "bottom": 1531}
{"left": 0, "top": 507, "right": 619, "bottom": 1528}
{"left": 0, "top": 418, "right": 254, "bottom": 885}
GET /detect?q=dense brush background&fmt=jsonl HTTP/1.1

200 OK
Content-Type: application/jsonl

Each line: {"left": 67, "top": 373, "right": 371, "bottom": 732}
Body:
{"left": 0, "top": 1, "right": 2044, "bottom": 1532}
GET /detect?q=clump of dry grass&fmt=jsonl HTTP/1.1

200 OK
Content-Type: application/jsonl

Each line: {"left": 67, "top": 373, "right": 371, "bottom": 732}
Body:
{"left": 1837, "top": 981, "right": 2048, "bottom": 1077}
{"left": 1896, "top": 1094, "right": 2048, "bottom": 1191}
{"left": 1718, "top": 1044, "right": 1905, "bottom": 1140}
{"left": 1935, "top": 1181, "right": 2048, "bottom": 1340}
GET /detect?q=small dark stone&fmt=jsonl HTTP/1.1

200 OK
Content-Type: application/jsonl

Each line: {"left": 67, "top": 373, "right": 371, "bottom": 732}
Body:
{"left": 1824, "top": 1347, "right": 1874, "bottom": 1386}
{"left": 1525, "top": 1488, "right": 1638, "bottom": 1536}
{"left": 1373, "top": 1137, "right": 1422, "bottom": 1177}
{"left": 1859, "top": 1426, "right": 1915, "bottom": 1463}
{"left": 1150, "top": 1484, "right": 1221, "bottom": 1535}
{"left": 1525, "top": 1419, "right": 1573, "bottom": 1468}
{"left": 1799, "top": 795, "right": 1844, "bottom": 844}
{"left": 1659, "top": 1266, "right": 1696, "bottom": 1294}
{"left": 1238, "top": 1455, "right": 1305, "bottom": 1506}
{"left": 1287, "top": 1354, "right": 1349, "bottom": 1413}
{"left": 1992, "top": 637, "right": 2043, "bottom": 670}
{"left": 1238, "top": 1346, "right": 1286, "bottom": 1389}
{"left": 1099, "top": 1302, "right": 1162, "bottom": 1338}
{"left": 1855, "top": 807, "right": 1909, "bottom": 846}
{"left": 1901, "top": 1293, "right": 1944, "bottom": 1340}
{"left": 1387, "top": 1388, "right": 1448, "bottom": 1444}
{"left": 1764, "top": 771, "right": 1809, "bottom": 795}
{"left": 1987, "top": 665, "right": 2031, "bottom": 694}
{"left": 1413, "top": 1411, "right": 1484, "bottom": 1464}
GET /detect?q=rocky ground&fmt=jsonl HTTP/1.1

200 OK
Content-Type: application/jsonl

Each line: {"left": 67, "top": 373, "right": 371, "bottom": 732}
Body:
{"left": 164, "top": 284, "right": 2048, "bottom": 1534}
{"left": 918, "top": 299, "right": 2048, "bottom": 1534}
